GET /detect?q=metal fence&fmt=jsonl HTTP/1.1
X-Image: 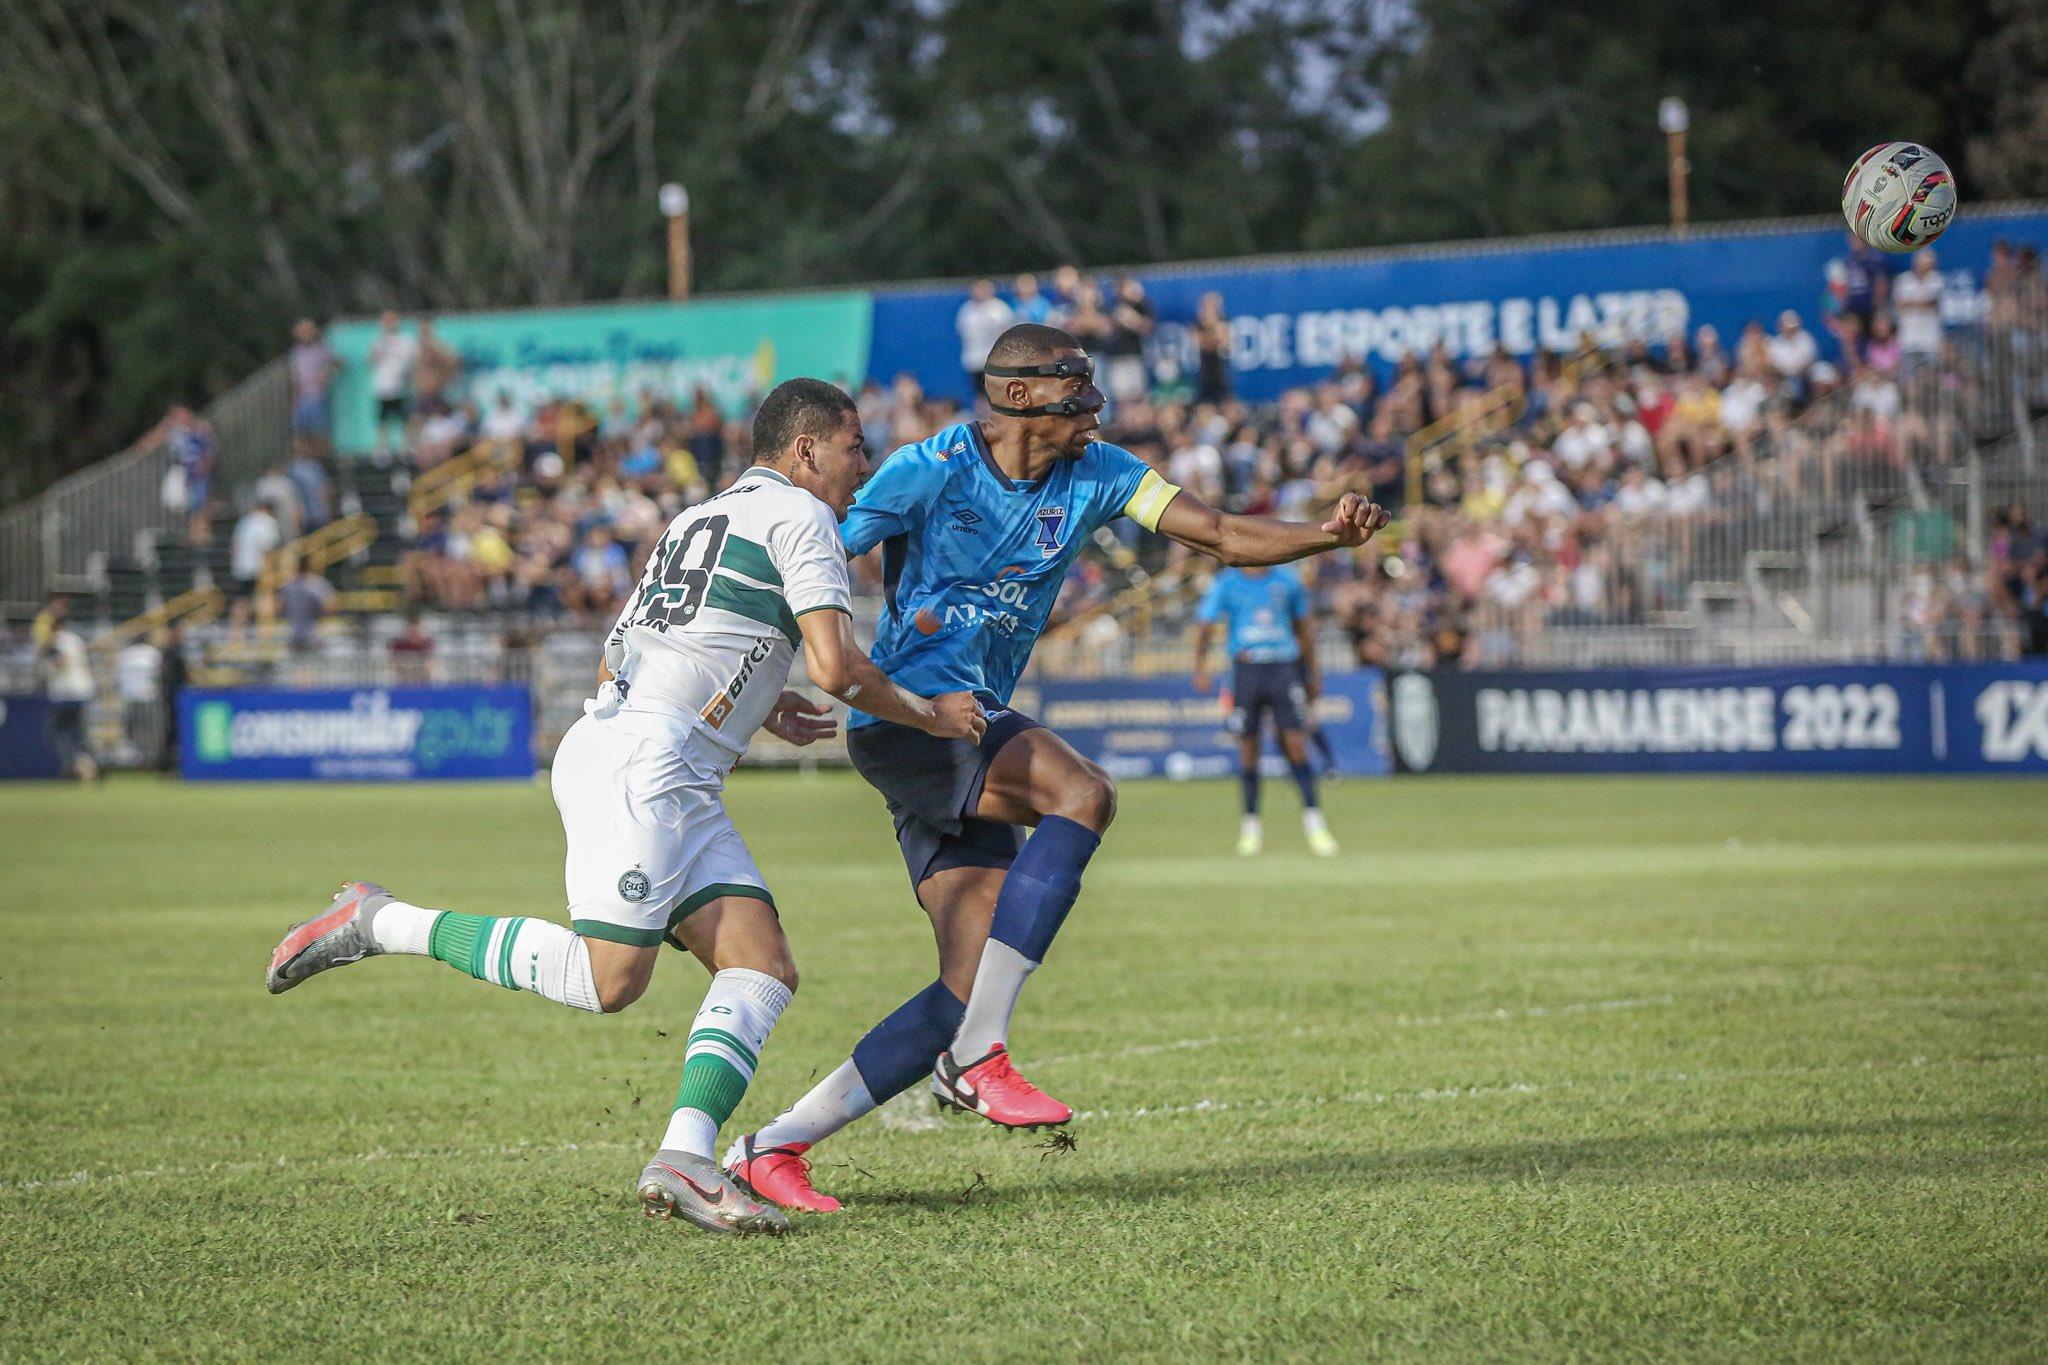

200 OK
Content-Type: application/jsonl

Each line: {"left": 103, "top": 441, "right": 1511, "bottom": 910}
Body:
{"left": 0, "top": 357, "right": 290, "bottom": 613}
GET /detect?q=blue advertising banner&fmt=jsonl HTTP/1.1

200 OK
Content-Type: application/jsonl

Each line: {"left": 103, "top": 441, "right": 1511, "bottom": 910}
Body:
{"left": 1012, "top": 669, "right": 1388, "bottom": 779}
{"left": 0, "top": 695, "right": 64, "bottom": 779}
{"left": 179, "top": 686, "right": 534, "bottom": 781}
{"left": 1386, "top": 664, "right": 2048, "bottom": 775}
{"left": 868, "top": 206, "right": 2048, "bottom": 405}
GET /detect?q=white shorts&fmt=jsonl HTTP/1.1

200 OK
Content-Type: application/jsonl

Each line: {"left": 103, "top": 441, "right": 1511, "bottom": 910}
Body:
{"left": 551, "top": 711, "right": 772, "bottom": 950}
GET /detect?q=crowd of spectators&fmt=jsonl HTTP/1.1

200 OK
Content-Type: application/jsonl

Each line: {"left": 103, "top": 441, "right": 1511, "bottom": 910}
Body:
{"left": 237, "top": 238, "right": 2048, "bottom": 663}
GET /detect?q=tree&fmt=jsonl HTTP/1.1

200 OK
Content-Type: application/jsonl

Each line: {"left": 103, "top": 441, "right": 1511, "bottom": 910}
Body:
{"left": 0, "top": 0, "right": 2028, "bottom": 504}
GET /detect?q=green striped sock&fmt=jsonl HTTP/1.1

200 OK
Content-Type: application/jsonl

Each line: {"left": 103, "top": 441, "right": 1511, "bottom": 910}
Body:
{"left": 427, "top": 912, "right": 532, "bottom": 989}
{"left": 660, "top": 968, "right": 792, "bottom": 1158}
{"left": 673, "top": 1051, "right": 752, "bottom": 1125}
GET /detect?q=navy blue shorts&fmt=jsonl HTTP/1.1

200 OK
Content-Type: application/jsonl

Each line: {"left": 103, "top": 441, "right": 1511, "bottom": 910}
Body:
{"left": 846, "top": 707, "right": 1042, "bottom": 889}
{"left": 1232, "top": 659, "right": 1306, "bottom": 735}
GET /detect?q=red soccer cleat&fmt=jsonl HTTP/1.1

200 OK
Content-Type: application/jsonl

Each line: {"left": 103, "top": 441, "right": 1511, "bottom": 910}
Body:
{"left": 931, "top": 1043, "right": 1073, "bottom": 1129}
{"left": 723, "top": 1135, "right": 842, "bottom": 1213}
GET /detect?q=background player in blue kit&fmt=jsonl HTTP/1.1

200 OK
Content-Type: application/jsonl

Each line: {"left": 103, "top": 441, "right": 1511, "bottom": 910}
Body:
{"left": 1192, "top": 564, "right": 1339, "bottom": 858}
{"left": 726, "top": 324, "right": 1388, "bottom": 1212}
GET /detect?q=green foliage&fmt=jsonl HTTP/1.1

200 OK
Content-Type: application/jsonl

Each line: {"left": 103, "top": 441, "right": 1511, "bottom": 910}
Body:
{"left": 2, "top": 774, "right": 2045, "bottom": 1357}
{"left": 0, "top": 0, "right": 2030, "bottom": 503}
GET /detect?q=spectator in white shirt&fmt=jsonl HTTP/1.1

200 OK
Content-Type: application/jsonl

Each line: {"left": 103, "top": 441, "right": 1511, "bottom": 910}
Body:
{"left": 482, "top": 391, "right": 528, "bottom": 445}
{"left": 1767, "top": 310, "right": 1819, "bottom": 401}
{"left": 1718, "top": 369, "right": 1770, "bottom": 437}
{"left": 115, "top": 636, "right": 163, "bottom": 765}
{"left": 1611, "top": 465, "right": 1668, "bottom": 519}
{"left": 955, "top": 279, "right": 1014, "bottom": 400}
{"left": 368, "top": 311, "right": 419, "bottom": 457}
{"left": 1850, "top": 367, "right": 1903, "bottom": 423}
{"left": 1167, "top": 437, "right": 1223, "bottom": 503}
{"left": 1892, "top": 250, "right": 1946, "bottom": 369}
{"left": 1553, "top": 403, "right": 1613, "bottom": 472}
{"left": 42, "top": 614, "right": 98, "bottom": 781}
{"left": 228, "top": 503, "right": 282, "bottom": 631}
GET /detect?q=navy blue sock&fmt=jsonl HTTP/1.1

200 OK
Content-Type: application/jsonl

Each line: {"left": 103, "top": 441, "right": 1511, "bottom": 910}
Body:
{"left": 1240, "top": 767, "right": 1261, "bottom": 814}
{"left": 849, "top": 979, "right": 966, "bottom": 1102}
{"left": 1310, "top": 727, "right": 1335, "bottom": 772}
{"left": 1289, "top": 759, "right": 1319, "bottom": 809}
{"left": 987, "top": 814, "right": 1101, "bottom": 964}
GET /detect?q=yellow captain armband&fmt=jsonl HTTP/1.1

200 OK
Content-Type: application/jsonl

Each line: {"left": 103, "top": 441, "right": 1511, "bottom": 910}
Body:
{"left": 1122, "top": 469, "right": 1182, "bottom": 531}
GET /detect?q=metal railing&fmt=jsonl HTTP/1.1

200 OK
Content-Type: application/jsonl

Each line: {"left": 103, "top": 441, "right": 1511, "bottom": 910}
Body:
{"left": 0, "top": 356, "right": 290, "bottom": 613}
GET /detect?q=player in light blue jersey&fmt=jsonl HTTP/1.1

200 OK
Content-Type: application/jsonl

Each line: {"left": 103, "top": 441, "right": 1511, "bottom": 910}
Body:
{"left": 1193, "top": 564, "right": 1337, "bottom": 857}
{"left": 726, "top": 325, "right": 1389, "bottom": 1211}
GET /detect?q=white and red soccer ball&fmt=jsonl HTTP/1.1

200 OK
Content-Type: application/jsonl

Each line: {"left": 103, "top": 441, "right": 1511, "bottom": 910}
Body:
{"left": 1842, "top": 142, "right": 1957, "bottom": 253}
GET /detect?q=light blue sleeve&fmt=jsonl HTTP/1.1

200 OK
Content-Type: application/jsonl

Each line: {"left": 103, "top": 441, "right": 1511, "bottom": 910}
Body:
{"left": 840, "top": 443, "right": 946, "bottom": 557}
{"left": 1194, "top": 572, "right": 1230, "bottom": 624}
{"left": 1080, "top": 442, "right": 1155, "bottom": 533}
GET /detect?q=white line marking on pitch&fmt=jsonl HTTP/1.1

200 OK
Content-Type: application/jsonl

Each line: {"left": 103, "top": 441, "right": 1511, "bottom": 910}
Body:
{"left": 4, "top": 1051, "right": 2037, "bottom": 1195}
{"left": 1067, "top": 1052, "right": 2046, "bottom": 1124}
{"left": 1033, "top": 994, "right": 1678, "bottom": 1067}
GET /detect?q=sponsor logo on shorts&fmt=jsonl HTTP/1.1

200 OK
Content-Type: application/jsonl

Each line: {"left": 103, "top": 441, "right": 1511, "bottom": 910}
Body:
{"left": 618, "top": 868, "right": 652, "bottom": 903}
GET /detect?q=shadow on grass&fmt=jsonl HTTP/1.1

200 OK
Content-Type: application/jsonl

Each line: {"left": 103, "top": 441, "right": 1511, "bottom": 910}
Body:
{"left": 845, "top": 1113, "right": 2046, "bottom": 1213}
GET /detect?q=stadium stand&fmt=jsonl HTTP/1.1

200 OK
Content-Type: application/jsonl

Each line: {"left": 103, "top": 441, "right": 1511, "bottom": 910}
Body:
{"left": 5, "top": 232, "right": 2048, "bottom": 768}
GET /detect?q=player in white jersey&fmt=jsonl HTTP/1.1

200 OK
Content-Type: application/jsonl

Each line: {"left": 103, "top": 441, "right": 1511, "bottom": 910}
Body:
{"left": 265, "top": 379, "right": 984, "bottom": 1236}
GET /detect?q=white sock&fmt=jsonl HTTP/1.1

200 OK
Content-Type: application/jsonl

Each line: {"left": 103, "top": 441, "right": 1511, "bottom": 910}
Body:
{"left": 666, "top": 968, "right": 793, "bottom": 1159}
{"left": 661, "top": 1107, "right": 719, "bottom": 1156}
{"left": 1302, "top": 808, "right": 1329, "bottom": 837}
{"left": 950, "top": 941, "right": 1036, "bottom": 1058}
{"left": 506, "top": 919, "right": 604, "bottom": 1013}
{"left": 1240, "top": 815, "right": 1262, "bottom": 840}
{"left": 368, "top": 899, "right": 438, "bottom": 955}
{"left": 746, "top": 1059, "right": 876, "bottom": 1152}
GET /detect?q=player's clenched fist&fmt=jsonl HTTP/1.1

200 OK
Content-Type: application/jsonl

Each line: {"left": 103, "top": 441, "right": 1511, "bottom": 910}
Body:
{"left": 925, "top": 692, "right": 988, "bottom": 741}
{"left": 1321, "top": 492, "right": 1391, "bottom": 547}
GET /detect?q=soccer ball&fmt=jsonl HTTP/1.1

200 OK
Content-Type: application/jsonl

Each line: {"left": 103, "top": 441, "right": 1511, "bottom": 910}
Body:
{"left": 1841, "top": 142, "right": 1957, "bottom": 253}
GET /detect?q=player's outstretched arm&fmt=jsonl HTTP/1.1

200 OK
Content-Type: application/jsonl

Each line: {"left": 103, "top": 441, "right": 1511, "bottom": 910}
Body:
{"left": 1155, "top": 488, "right": 1390, "bottom": 567}
{"left": 796, "top": 608, "right": 986, "bottom": 741}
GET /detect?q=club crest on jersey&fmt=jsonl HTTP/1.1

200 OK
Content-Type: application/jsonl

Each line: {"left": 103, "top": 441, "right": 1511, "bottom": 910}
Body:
{"left": 1034, "top": 506, "right": 1067, "bottom": 558}
{"left": 618, "top": 868, "right": 652, "bottom": 903}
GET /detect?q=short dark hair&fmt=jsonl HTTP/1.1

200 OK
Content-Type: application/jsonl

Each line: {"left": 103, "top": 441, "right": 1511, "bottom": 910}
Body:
{"left": 987, "top": 323, "right": 1081, "bottom": 369}
{"left": 752, "top": 378, "right": 857, "bottom": 462}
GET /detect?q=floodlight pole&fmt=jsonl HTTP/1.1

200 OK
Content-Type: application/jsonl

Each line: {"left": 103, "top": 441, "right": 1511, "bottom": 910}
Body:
{"left": 661, "top": 183, "right": 692, "bottom": 300}
{"left": 1660, "top": 97, "right": 1690, "bottom": 239}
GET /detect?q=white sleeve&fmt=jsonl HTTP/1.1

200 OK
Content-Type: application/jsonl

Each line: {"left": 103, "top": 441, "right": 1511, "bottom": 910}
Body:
{"left": 769, "top": 498, "right": 854, "bottom": 619}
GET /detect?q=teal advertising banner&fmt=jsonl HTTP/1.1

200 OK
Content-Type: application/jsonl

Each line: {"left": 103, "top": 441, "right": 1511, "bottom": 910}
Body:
{"left": 326, "top": 291, "right": 872, "bottom": 454}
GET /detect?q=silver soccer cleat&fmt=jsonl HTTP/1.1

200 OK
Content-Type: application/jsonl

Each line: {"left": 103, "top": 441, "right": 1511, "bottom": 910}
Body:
{"left": 266, "top": 880, "right": 395, "bottom": 994}
{"left": 638, "top": 1150, "right": 791, "bottom": 1236}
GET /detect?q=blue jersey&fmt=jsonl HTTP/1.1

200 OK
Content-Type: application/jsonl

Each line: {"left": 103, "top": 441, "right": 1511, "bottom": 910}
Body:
{"left": 841, "top": 422, "right": 1179, "bottom": 725}
{"left": 1195, "top": 566, "right": 1310, "bottom": 664}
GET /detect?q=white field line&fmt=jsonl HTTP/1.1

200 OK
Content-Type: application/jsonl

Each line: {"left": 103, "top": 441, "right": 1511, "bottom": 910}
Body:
{"left": 0, "top": 1138, "right": 643, "bottom": 1194}
{"left": 4, "top": 1050, "right": 2039, "bottom": 1196}
{"left": 1068, "top": 1052, "right": 2046, "bottom": 1124}
{"left": 1033, "top": 994, "right": 1680, "bottom": 1068}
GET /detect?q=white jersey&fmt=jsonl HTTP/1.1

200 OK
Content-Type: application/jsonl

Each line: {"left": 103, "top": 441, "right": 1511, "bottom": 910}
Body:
{"left": 599, "top": 465, "right": 850, "bottom": 759}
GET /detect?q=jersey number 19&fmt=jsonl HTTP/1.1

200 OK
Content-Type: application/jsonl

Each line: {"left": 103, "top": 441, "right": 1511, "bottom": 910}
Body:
{"left": 636, "top": 513, "right": 729, "bottom": 632}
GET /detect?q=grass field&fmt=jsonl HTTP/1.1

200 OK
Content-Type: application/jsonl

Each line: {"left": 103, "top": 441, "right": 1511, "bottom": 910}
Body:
{"left": 3, "top": 773, "right": 2045, "bottom": 1361}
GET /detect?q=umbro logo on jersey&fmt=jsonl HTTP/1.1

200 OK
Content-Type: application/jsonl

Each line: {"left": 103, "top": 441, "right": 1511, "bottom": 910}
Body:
{"left": 949, "top": 508, "right": 982, "bottom": 532}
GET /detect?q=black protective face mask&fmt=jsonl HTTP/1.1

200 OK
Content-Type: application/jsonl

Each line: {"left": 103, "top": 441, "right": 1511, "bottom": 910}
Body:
{"left": 984, "top": 356, "right": 1107, "bottom": 419}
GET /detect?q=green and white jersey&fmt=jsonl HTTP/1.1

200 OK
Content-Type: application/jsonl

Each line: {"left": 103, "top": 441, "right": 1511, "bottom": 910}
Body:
{"left": 601, "top": 465, "right": 851, "bottom": 758}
